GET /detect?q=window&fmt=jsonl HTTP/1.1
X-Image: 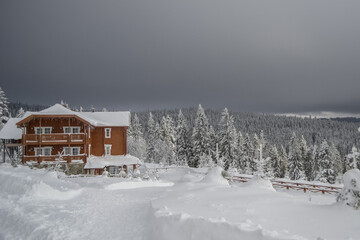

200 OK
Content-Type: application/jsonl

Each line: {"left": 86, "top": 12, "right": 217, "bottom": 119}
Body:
{"left": 109, "top": 166, "right": 117, "bottom": 175}
{"left": 63, "top": 127, "right": 81, "bottom": 134}
{"left": 35, "top": 127, "right": 52, "bottom": 134}
{"left": 34, "top": 147, "right": 52, "bottom": 156}
{"left": 105, "top": 145, "right": 111, "bottom": 155}
{"left": 72, "top": 147, "right": 80, "bottom": 155}
{"left": 105, "top": 128, "right": 111, "bottom": 138}
{"left": 43, "top": 127, "right": 52, "bottom": 134}
{"left": 63, "top": 147, "right": 80, "bottom": 155}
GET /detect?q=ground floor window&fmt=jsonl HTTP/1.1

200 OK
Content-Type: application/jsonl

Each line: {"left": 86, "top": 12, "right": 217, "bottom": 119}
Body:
{"left": 63, "top": 147, "right": 81, "bottom": 155}
{"left": 34, "top": 147, "right": 52, "bottom": 156}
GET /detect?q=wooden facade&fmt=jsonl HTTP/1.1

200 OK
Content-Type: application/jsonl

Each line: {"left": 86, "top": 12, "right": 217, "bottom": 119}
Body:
{"left": 17, "top": 115, "right": 128, "bottom": 165}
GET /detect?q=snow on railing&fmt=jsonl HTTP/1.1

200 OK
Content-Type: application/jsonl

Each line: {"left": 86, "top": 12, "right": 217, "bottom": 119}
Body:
{"left": 229, "top": 175, "right": 342, "bottom": 195}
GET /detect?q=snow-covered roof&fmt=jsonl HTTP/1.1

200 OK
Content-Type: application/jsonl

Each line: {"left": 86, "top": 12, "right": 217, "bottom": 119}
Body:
{"left": 84, "top": 155, "right": 142, "bottom": 169}
{"left": 18, "top": 104, "right": 130, "bottom": 127}
{"left": 0, "top": 118, "right": 22, "bottom": 140}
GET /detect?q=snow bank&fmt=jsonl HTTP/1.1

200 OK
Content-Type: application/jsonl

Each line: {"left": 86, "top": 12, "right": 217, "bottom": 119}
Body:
{"left": 242, "top": 175, "right": 276, "bottom": 192}
{"left": 337, "top": 169, "right": 360, "bottom": 209}
{"left": 28, "top": 182, "right": 82, "bottom": 200}
{"left": 201, "top": 166, "right": 229, "bottom": 186}
{"left": 151, "top": 207, "right": 305, "bottom": 240}
{"left": 106, "top": 181, "right": 174, "bottom": 190}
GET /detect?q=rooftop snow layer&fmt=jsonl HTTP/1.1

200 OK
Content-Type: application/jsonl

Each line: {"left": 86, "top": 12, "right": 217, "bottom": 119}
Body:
{"left": 0, "top": 118, "right": 22, "bottom": 140}
{"left": 84, "top": 155, "right": 142, "bottom": 169}
{"left": 19, "top": 104, "right": 130, "bottom": 127}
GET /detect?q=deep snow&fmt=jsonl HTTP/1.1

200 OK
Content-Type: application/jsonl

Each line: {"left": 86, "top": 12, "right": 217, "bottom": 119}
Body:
{"left": 0, "top": 165, "right": 359, "bottom": 240}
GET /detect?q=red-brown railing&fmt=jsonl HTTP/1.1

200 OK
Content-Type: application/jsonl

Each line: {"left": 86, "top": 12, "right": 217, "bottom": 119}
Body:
{"left": 24, "top": 154, "right": 86, "bottom": 164}
{"left": 24, "top": 133, "right": 85, "bottom": 145}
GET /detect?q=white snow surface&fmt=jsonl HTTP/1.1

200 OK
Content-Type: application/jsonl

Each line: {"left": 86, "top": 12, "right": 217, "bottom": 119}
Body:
{"left": 0, "top": 118, "right": 22, "bottom": 139}
{"left": 20, "top": 104, "right": 130, "bottom": 127}
{"left": 84, "top": 154, "right": 142, "bottom": 169}
{"left": 200, "top": 166, "right": 229, "bottom": 186}
{"left": 0, "top": 165, "right": 359, "bottom": 240}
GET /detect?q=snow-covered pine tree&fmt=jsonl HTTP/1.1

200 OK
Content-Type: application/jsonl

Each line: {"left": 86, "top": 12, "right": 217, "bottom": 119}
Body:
{"left": 347, "top": 146, "right": 360, "bottom": 170}
{"left": 279, "top": 145, "right": 287, "bottom": 178}
{"left": 303, "top": 146, "right": 315, "bottom": 181}
{"left": 268, "top": 145, "right": 279, "bottom": 178}
{"left": 0, "top": 87, "right": 9, "bottom": 128}
{"left": 208, "top": 125, "right": 218, "bottom": 163}
{"left": 175, "top": 110, "right": 190, "bottom": 166}
{"left": 330, "top": 143, "right": 342, "bottom": 177}
{"left": 242, "top": 133, "right": 255, "bottom": 174}
{"left": 128, "top": 114, "right": 146, "bottom": 160}
{"left": 16, "top": 107, "right": 25, "bottom": 118}
{"left": 236, "top": 131, "right": 245, "bottom": 172}
{"left": 288, "top": 132, "right": 304, "bottom": 180}
{"left": 191, "top": 104, "right": 211, "bottom": 168}
{"left": 316, "top": 140, "right": 336, "bottom": 184}
{"left": 218, "top": 108, "right": 238, "bottom": 170}
{"left": 160, "top": 115, "right": 176, "bottom": 165}
{"left": 146, "top": 113, "right": 156, "bottom": 163}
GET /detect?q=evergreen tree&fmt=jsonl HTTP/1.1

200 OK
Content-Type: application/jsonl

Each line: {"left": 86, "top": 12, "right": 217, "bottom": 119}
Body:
{"left": 303, "top": 146, "right": 315, "bottom": 181}
{"left": 0, "top": 87, "right": 9, "bottom": 128}
{"left": 347, "top": 146, "right": 360, "bottom": 170}
{"left": 279, "top": 145, "right": 287, "bottom": 178}
{"left": 268, "top": 145, "right": 279, "bottom": 178}
{"left": 316, "top": 140, "right": 336, "bottom": 184}
{"left": 243, "top": 133, "right": 255, "bottom": 174}
{"left": 175, "top": 110, "right": 190, "bottom": 166}
{"left": 288, "top": 132, "right": 304, "bottom": 180}
{"left": 208, "top": 125, "right": 218, "bottom": 163}
{"left": 218, "top": 108, "right": 237, "bottom": 170}
{"left": 128, "top": 114, "right": 146, "bottom": 160}
{"left": 191, "top": 105, "right": 211, "bottom": 167}
{"left": 160, "top": 115, "right": 176, "bottom": 165}
{"left": 330, "top": 143, "right": 342, "bottom": 177}
{"left": 146, "top": 113, "right": 156, "bottom": 163}
{"left": 16, "top": 107, "right": 25, "bottom": 118}
{"left": 236, "top": 131, "right": 245, "bottom": 172}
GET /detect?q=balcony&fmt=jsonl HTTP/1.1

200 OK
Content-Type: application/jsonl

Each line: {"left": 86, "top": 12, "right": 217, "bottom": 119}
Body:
{"left": 23, "top": 154, "right": 86, "bottom": 164}
{"left": 23, "top": 133, "right": 86, "bottom": 145}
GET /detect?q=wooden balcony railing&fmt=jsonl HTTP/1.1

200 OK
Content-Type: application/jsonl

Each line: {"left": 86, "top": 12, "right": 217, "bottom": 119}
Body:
{"left": 23, "top": 133, "right": 86, "bottom": 145}
{"left": 23, "top": 154, "right": 86, "bottom": 164}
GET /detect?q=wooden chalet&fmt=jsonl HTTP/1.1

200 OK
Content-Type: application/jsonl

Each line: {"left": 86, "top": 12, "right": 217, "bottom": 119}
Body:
{"left": 0, "top": 104, "right": 141, "bottom": 175}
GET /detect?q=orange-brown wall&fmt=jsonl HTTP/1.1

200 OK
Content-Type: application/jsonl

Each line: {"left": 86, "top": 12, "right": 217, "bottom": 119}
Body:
{"left": 89, "top": 127, "right": 127, "bottom": 156}
{"left": 25, "top": 118, "right": 86, "bottom": 134}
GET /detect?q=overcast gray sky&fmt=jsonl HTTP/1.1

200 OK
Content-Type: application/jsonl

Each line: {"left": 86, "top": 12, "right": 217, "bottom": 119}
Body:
{"left": 1, "top": 0, "right": 360, "bottom": 113}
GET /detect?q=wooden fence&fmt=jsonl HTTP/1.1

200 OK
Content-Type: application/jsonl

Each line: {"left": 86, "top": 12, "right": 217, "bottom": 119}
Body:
{"left": 230, "top": 175, "right": 342, "bottom": 195}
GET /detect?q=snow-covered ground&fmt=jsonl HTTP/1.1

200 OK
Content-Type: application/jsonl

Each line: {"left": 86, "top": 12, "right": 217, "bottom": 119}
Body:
{"left": 0, "top": 165, "right": 359, "bottom": 240}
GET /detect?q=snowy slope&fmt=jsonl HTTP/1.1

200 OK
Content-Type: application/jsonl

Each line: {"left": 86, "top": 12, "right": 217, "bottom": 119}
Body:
{"left": 0, "top": 165, "right": 359, "bottom": 240}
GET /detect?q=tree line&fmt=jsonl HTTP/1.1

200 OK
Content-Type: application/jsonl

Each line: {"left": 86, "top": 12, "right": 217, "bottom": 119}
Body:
{"left": 129, "top": 105, "right": 360, "bottom": 184}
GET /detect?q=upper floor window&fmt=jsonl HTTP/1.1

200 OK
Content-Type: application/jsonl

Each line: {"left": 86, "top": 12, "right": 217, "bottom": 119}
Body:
{"left": 63, "top": 127, "right": 81, "bottom": 134}
{"left": 34, "top": 127, "right": 52, "bottom": 134}
{"left": 105, "top": 128, "right": 111, "bottom": 138}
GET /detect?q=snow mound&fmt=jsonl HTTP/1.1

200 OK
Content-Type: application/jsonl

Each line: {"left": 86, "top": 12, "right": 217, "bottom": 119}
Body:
{"left": 337, "top": 169, "right": 360, "bottom": 209}
{"left": 106, "top": 181, "right": 174, "bottom": 190}
{"left": 201, "top": 166, "right": 229, "bottom": 186}
{"left": 243, "top": 175, "right": 276, "bottom": 192}
{"left": 151, "top": 207, "right": 304, "bottom": 240}
{"left": 342, "top": 169, "right": 360, "bottom": 192}
{"left": 29, "top": 182, "right": 83, "bottom": 200}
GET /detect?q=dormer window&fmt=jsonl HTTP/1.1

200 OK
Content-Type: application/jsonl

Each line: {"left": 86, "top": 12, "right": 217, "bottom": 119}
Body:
{"left": 105, "top": 128, "right": 111, "bottom": 138}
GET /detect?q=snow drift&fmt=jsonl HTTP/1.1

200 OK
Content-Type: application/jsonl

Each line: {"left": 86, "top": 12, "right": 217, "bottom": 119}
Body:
{"left": 201, "top": 166, "right": 229, "bottom": 186}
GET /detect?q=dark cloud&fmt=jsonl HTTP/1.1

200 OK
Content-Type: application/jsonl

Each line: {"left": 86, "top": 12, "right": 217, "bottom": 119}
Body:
{"left": 1, "top": 0, "right": 360, "bottom": 112}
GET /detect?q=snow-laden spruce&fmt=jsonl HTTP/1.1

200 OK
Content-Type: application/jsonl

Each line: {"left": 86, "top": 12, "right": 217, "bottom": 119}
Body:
{"left": 337, "top": 169, "right": 360, "bottom": 209}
